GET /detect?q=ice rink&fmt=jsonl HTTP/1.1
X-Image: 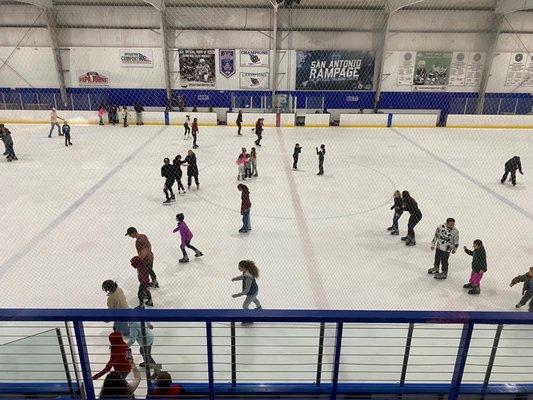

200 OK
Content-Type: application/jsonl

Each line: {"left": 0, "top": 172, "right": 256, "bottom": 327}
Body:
{"left": 1, "top": 123, "right": 533, "bottom": 312}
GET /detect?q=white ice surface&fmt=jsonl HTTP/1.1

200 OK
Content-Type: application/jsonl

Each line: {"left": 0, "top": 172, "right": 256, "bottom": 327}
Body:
{"left": 2, "top": 124, "right": 533, "bottom": 392}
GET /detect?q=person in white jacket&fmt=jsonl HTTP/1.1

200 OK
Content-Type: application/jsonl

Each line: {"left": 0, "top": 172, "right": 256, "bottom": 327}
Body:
{"left": 428, "top": 218, "right": 459, "bottom": 280}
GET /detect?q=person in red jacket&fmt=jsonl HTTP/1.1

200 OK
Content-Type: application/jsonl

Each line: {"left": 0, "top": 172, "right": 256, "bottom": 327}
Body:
{"left": 191, "top": 118, "right": 199, "bottom": 149}
{"left": 152, "top": 371, "right": 184, "bottom": 398}
{"left": 92, "top": 330, "right": 131, "bottom": 380}
{"left": 238, "top": 184, "right": 251, "bottom": 233}
{"left": 131, "top": 256, "right": 153, "bottom": 308}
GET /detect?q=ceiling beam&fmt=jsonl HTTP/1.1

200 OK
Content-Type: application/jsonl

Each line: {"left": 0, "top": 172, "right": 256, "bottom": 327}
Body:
{"left": 142, "top": 0, "right": 164, "bottom": 11}
{"left": 11, "top": 0, "right": 52, "bottom": 8}
{"left": 495, "top": 0, "right": 533, "bottom": 14}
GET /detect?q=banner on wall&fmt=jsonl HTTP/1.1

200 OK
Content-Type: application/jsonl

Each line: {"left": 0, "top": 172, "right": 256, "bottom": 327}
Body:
{"left": 412, "top": 52, "right": 452, "bottom": 89}
{"left": 219, "top": 49, "right": 236, "bottom": 78}
{"left": 295, "top": 50, "right": 375, "bottom": 91}
{"left": 397, "top": 52, "right": 415, "bottom": 86}
{"left": 240, "top": 72, "right": 269, "bottom": 89}
{"left": 505, "top": 53, "right": 527, "bottom": 86}
{"left": 465, "top": 52, "right": 485, "bottom": 86}
{"left": 449, "top": 52, "right": 468, "bottom": 86}
{"left": 120, "top": 49, "right": 153, "bottom": 68}
{"left": 240, "top": 50, "right": 269, "bottom": 67}
{"left": 524, "top": 54, "right": 533, "bottom": 86}
{"left": 77, "top": 70, "right": 110, "bottom": 86}
{"left": 178, "top": 49, "right": 216, "bottom": 88}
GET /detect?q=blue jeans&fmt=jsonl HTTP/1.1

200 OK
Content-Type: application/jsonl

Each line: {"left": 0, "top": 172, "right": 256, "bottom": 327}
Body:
{"left": 49, "top": 122, "right": 61, "bottom": 137}
{"left": 5, "top": 143, "right": 15, "bottom": 159}
{"left": 241, "top": 208, "right": 251, "bottom": 231}
{"left": 392, "top": 211, "right": 402, "bottom": 230}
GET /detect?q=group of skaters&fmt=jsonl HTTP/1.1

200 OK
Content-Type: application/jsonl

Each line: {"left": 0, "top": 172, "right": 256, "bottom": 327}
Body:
{"left": 160, "top": 151, "right": 199, "bottom": 204}
{"left": 386, "top": 156, "right": 530, "bottom": 304}
{"left": 48, "top": 108, "right": 73, "bottom": 146}
{"left": 98, "top": 102, "right": 145, "bottom": 127}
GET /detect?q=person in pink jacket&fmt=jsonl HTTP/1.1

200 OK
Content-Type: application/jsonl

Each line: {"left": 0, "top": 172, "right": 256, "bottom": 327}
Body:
{"left": 236, "top": 152, "right": 248, "bottom": 181}
{"left": 173, "top": 213, "right": 203, "bottom": 263}
{"left": 98, "top": 105, "right": 107, "bottom": 126}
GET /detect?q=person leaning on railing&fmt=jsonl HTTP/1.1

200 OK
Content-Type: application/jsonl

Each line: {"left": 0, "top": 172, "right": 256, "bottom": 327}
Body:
{"left": 99, "top": 359, "right": 141, "bottom": 399}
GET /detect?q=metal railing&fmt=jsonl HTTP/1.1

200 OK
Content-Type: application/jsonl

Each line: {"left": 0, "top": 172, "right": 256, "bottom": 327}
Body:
{"left": 0, "top": 309, "right": 532, "bottom": 400}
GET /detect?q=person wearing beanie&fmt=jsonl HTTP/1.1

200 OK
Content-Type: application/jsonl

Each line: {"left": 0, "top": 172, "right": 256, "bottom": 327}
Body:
{"left": 131, "top": 256, "right": 153, "bottom": 308}
{"left": 173, "top": 213, "right": 203, "bottom": 263}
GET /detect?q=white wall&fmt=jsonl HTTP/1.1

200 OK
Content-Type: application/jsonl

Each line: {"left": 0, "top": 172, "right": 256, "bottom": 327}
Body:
{"left": 0, "top": 47, "right": 58, "bottom": 88}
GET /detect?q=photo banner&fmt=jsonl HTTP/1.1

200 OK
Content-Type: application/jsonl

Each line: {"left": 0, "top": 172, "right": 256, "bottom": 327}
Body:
{"left": 179, "top": 49, "right": 216, "bottom": 88}
{"left": 219, "top": 49, "right": 236, "bottom": 78}
{"left": 412, "top": 51, "right": 452, "bottom": 89}
{"left": 240, "top": 72, "right": 269, "bottom": 89}
{"left": 240, "top": 50, "right": 269, "bottom": 68}
{"left": 120, "top": 49, "right": 153, "bottom": 68}
{"left": 295, "top": 50, "right": 375, "bottom": 91}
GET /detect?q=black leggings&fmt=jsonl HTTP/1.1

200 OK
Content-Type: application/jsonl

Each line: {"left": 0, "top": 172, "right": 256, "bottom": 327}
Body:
{"left": 138, "top": 283, "right": 152, "bottom": 306}
{"left": 175, "top": 176, "right": 185, "bottom": 191}
{"left": 181, "top": 241, "right": 200, "bottom": 257}
{"left": 164, "top": 179, "right": 175, "bottom": 199}
{"left": 188, "top": 174, "right": 199, "bottom": 188}
{"left": 434, "top": 249, "right": 451, "bottom": 274}
{"left": 407, "top": 212, "right": 422, "bottom": 238}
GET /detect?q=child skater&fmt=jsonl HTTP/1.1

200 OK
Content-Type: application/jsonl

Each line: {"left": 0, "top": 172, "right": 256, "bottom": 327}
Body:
{"left": 130, "top": 256, "right": 153, "bottom": 308}
{"left": 173, "top": 155, "right": 186, "bottom": 194}
{"left": 463, "top": 240, "right": 487, "bottom": 295}
{"left": 316, "top": 144, "right": 326, "bottom": 175}
{"left": 173, "top": 213, "right": 203, "bottom": 263}
{"left": 62, "top": 120, "right": 72, "bottom": 146}
{"left": 183, "top": 115, "right": 191, "bottom": 140}
{"left": 387, "top": 191, "right": 403, "bottom": 235}
{"left": 236, "top": 152, "right": 248, "bottom": 181}
{"left": 191, "top": 118, "right": 199, "bottom": 149}
{"left": 232, "top": 260, "right": 262, "bottom": 325}
{"left": 122, "top": 106, "right": 129, "bottom": 127}
{"left": 510, "top": 267, "right": 533, "bottom": 311}
{"left": 250, "top": 147, "right": 258, "bottom": 177}
{"left": 244, "top": 153, "right": 253, "bottom": 179}
{"left": 293, "top": 144, "right": 302, "bottom": 170}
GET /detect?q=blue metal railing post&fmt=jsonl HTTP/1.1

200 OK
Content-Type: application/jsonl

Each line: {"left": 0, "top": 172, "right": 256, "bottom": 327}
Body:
{"left": 330, "top": 322, "right": 344, "bottom": 400}
{"left": 72, "top": 321, "right": 95, "bottom": 400}
{"left": 206, "top": 321, "right": 215, "bottom": 400}
{"left": 449, "top": 322, "right": 474, "bottom": 400}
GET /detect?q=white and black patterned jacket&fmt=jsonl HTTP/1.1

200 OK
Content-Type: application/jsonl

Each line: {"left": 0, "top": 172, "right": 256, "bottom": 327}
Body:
{"left": 431, "top": 224, "right": 459, "bottom": 253}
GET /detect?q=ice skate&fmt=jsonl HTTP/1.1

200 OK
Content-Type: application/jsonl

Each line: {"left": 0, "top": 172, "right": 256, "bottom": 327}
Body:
{"left": 405, "top": 238, "right": 416, "bottom": 246}
{"left": 135, "top": 304, "right": 145, "bottom": 309}
{"left": 401, "top": 236, "right": 409, "bottom": 241}
{"left": 163, "top": 199, "right": 171, "bottom": 205}
{"left": 149, "top": 281, "right": 159, "bottom": 288}
{"left": 195, "top": 252, "right": 203, "bottom": 258}
{"left": 427, "top": 267, "right": 439, "bottom": 274}
{"left": 145, "top": 300, "right": 154, "bottom": 307}
{"left": 468, "top": 287, "right": 480, "bottom": 295}
{"left": 387, "top": 226, "right": 394, "bottom": 231}
{"left": 171, "top": 195, "right": 176, "bottom": 202}
{"left": 516, "top": 303, "right": 524, "bottom": 308}
{"left": 179, "top": 257, "right": 189, "bottom": 263}
{"left": 390, "top": 230, "right": 399, "bottom": 235}
{"left": 434, "top": 272, "right": 447, "bottom": 280}
{"left": 463, "top": 283, "right": 473, "bottom": 289}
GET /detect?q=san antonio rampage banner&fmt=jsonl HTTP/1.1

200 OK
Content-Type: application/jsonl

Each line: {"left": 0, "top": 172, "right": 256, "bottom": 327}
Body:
{"left": 296, "top": 50, "right": 375, "bottom": 91}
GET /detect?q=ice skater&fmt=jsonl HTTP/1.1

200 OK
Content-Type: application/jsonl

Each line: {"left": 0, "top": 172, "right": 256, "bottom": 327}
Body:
{"left": 49, "top": 107, "right": 64, "bottom": 138}
{"left": 182, "top": 150, "right": 199, "bottom": 190}
{"left": 293, "top": 144, "right": 302, "bottom": 170}
{"left": 401, "top": 191, "right": 422, "bottom": 246}
{"left": 238, "top": 184, "right": 251, "bottom": 233}
{"left": 62, "top": 120, "right": 72, "bottom": 146}
{"left": 316, "top": 144, "right": 326, "bottom": 175}
{"left": 232, "top": 260, "right": 262, "bottom": 325}
{"left": 501, "top": 156, "right": 523, "bottom": 186}
{"left": 236, "top": 110, "right": 243, "bottom": 135}
{"left": 173, "top": 213, "right": 203, "bottom": 263}
{"left": 98, "top": 104, "right": 106, "bottom": 126}
{"left": 134, "top": 102, "right": 144, "bottom": 125}
{"left": 428, "top": 218, "right": 459, "bottom": 280}
{"left": 131, "top": 256, "right": 153, "bottom": 308}
{"left": 183, "top": 115, "right": 191, "bottom": 140}
{"left": 0, "top": 124, "right": 17, "bottom": 162}
{"left": 463, "top": 240, "right": 487, "bottom": 295}
{"left": 173, "top": 155, "right": 186, "bottom": 194}
{"left": 250, "top": 147, "right": 258, "bottom": 177}
{"left": 126, "top": 227, "right": 159, "bottom": 288}
{"left": 161, "top": 158, "right": 176, "bottom": 204}
{"left": 122, "top": 106, "right": 129, "bottom": 127}
{"left": 108, "top": 104, "right": 118, "bottom": 125}
{"left": 387, "top": 191, "right": 403, "bottom": 235}
{"left": 510, "top": 267, "right": 533, "bottom": 311}
{"left": 244, "top": 153, "right": 252, "bottom": 179}
{"left": 191, "top": 118, "right": 199, "bottom": 149}
{"left": 254, "top": 118, "right": 264, "bottom": 146}
{"left": 236, "top": 152, "right": 248, "bottom": 181}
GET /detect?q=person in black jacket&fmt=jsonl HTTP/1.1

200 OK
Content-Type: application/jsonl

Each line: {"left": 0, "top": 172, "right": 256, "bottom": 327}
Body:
{"left": 108, "top": 104, "right": 118, "bottom": 125}
{"left": 236, "top": 110, "right": 243, "bottom": 136}
{"left": 401, "top": 191, "right": 422, "bottom": 246}
{"left": 501, "top": 156, "right": 523, "bottom": 186}
{"left": 316, "top": 144, "right": 326, "bottom": 175}
{"left": 387, "top": 191, "right": 403, "bottom": 235}
{"left": 254, "top": 118, "right": 264, "bottom": 146}
{"left": 463, "top": 240, "right": 487, "bottom": 295}
{"left": 62, "top": 121, "right": 72, "bottom": 146}
{"left": 134, "top": 102, "right": 144, "bottom": 126}
{"left": 173, "top": 155, "right": 186, "bottom": 194}
{"left": 293, "top": 144, "right": 302, "bottom": 170}
{"left": 182, "top": 150, "right": 199, "bottom": 190}
{"left": 510, "top": 267, "right": 533, "bottom": 311}
{"left": 161, "top": 158, "right": 177, "bottom": 204}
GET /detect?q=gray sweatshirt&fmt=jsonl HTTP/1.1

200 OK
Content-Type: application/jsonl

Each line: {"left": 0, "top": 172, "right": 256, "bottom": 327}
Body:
{"left": 233, "top": 271, "right": 258, "bottom": 297}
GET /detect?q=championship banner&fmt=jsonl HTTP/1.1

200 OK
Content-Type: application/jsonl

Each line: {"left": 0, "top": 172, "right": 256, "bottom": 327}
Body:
{"left": 179, "top": 49, "right": 216, "bottom": 88}
{"left": 240, "top": 72, "right": 269, "bottom": 89}
{"left": 296, "top": 50, "right": 375, "bottom": 91}
{"left": 412, "top": 52, "right": 452, "bottom": 89}
{"left": 219, "top": 49, "right": 236, "bottom": 78}
{"left": 240, "top": 50, "right": 269, "bottom": 68}
{"left": 397, "top": 52, "right": 415, "bottom": 86}
{"left": 77, "top": 70, "right": 110, "bottom": 86}
{"left": 449, "top": 52, "right": 468, "bottom": 86}
{"left": 465, "top": 52, "right": 485, "bottom": 86}
{"left": 120, "top": 49, "right": 153, "bottom": 68}
{"left": 505, "top": 53, "right": 527, "bottom": 86}
{"left": 522, "top": 54, "right": 533, "bottom": 87}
